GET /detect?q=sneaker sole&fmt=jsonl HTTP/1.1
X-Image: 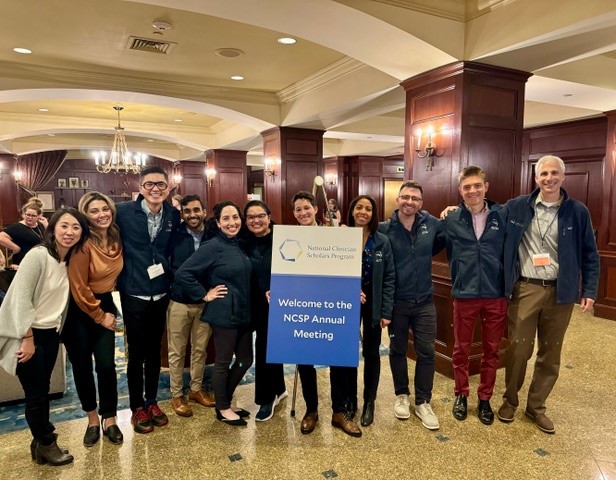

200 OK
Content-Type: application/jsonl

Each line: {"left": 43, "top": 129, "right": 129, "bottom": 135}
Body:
{"left": 497, "top": 412, "right": 515, "bottom": 423}
{"left": 394, "top": 411, "right": 411, "bottom": 420}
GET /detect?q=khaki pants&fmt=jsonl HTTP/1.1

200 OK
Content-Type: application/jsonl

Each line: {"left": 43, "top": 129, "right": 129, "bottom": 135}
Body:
{"left": 167, "top": 300, "right": 211, "bottom": 398}
{"left": 503, "top": 282, "right": 574, "bottom": 415}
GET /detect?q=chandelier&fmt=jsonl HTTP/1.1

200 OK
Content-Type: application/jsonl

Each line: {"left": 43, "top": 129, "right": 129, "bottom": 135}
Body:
{"left": 93, "top": 106, "right": 147, "bottom": 174}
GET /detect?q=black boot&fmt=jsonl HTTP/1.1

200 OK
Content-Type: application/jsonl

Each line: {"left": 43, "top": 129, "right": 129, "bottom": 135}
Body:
{"left": 30, "top": 434, "right": 68, "bottom": 461}
{"left": 34, "top": 441, "right": 74, "bottom": 466}
{"left": 360, "top": 401, "right": 375, "bottom": 427}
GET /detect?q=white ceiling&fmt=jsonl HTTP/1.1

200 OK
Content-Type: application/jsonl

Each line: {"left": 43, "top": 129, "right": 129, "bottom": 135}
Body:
{"left": 0, "top": 0, "right": 614, "bottom": 164}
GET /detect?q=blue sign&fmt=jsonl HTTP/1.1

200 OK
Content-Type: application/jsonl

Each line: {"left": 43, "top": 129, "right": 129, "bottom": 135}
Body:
{"left": 266, "top": 226, "right": 362, "bottom": 367}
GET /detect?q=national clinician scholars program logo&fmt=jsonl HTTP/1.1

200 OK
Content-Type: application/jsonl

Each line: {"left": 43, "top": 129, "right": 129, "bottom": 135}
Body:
{"left": 278, "top": 239, "right": 303, "bottom": 262}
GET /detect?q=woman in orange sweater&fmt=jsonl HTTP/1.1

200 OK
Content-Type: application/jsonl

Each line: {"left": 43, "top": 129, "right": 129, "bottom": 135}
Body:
{"left": 62, "top": 192, "right": 124, "bottom": 446}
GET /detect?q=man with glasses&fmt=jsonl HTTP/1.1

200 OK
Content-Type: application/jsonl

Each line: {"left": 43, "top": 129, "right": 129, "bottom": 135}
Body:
{"left": 166, "top": 195, "right": 214, "bottom": 418}
{"left": 378, "top": 181, "right": 444, "bottom": 430}
{"left": 116, "top": 165, "right": 180, "bottom": 434}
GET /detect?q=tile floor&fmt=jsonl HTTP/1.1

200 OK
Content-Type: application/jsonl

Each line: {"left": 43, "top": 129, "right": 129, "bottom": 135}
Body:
{"left": 0, "top": 307, "right": 614, "bottom": 480}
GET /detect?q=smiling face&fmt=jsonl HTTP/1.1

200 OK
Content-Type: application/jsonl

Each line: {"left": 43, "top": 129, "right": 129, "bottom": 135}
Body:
{"left": 181, "top": 200, "right": 206, "bottom": 232}
{"left": 22, "top": 208, "right": 40, "bottom": 228}
{"left": 245, "top": 205, "right": 271, "bottom": 237}
{"left": 54, "top": 213, "right": 83, "bottom": 252}
{"left": 139, "top": 173, "right": 169, "bottom": 211}
{"left": 396, "top": 187, "right": 423, "bottom": 220}
{"left": 293, "top": 199, "right": 318, "bottom": 226}
{"left": 535, "top": 159, "right": 565, "bottom": 200}
{"left": 352, "top": 198, "right": 373, "bottom": 228}
{"left": 459, "top": 175, "right": 488, "bottom": 211}
{"left": 216, "top": 205, "right": 241, "bottom": 238}
{"left": 85, "top": 199, "right": 113, "bottom": 233}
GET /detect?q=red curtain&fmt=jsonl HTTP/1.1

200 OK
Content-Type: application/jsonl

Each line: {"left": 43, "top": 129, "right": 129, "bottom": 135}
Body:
{"left": 16, "top": 150, "right": 67, "bottom": 195}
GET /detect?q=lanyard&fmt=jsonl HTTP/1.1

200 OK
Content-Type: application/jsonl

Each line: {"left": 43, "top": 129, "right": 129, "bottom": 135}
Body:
{"left": 535, "top": 205, "right": 559, "bottom": 247}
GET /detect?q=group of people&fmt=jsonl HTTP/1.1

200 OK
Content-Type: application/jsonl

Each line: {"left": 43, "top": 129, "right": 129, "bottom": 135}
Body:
{"left": 0, "top": 154, "right": 599, "bottom": 467}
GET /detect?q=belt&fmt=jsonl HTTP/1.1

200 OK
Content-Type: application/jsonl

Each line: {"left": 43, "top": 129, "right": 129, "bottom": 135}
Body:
{"left": 519, "top": 276, "right": 556, "bottom": 287}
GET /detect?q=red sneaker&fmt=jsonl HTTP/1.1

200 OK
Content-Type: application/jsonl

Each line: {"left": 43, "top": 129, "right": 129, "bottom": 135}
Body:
{"left": 147, "top": 403, "right": 169, "bottom": 427}
{"left": 131, "top": 407, "right": 154, "bottom": 434}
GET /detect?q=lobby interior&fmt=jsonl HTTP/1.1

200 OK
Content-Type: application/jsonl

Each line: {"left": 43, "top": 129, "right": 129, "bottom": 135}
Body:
{"left": 1, "top": 1, "right": 616, "bottom": 478}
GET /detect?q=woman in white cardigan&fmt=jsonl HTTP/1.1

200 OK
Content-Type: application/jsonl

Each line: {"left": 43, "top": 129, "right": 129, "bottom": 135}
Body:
{"left": 0, "top": 207, "right": 88, "bottom": 466}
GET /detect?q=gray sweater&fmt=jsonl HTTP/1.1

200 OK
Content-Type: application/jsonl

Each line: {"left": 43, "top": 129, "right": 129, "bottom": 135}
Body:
{"left": 0, "top": 247, "right": 69, "bottom": 376}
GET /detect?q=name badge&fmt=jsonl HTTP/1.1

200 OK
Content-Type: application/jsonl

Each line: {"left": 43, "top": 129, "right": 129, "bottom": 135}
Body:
{"left": 532, "top": 253, "right": 551, "bottom": 267}
{"left": 147, "top": 263, "right": 165, "bottom": 279}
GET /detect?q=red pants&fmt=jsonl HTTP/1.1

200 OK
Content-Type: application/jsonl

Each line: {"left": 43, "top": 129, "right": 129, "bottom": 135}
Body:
{"left": 452, "top": 298, "right": 507, "bottom": 400}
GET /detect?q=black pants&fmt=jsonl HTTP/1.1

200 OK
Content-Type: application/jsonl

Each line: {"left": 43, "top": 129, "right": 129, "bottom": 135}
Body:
{"left": 254, "top": 307, "right": 285, "bottom": 405}
{"left": 120, "top": 293, "right": 168, "bottom": 412}
{"left": 211, "top": 325, "right": 253, "bottom": 410}
{"left": 62, "top": 293, "right": 118, "bottom": 419}
{"left": 330, "top": 366, "right": 357, "bottom": 413}
{"left": 361, "top": 299, "right": 382, "bottom": 402}
{"left": 298, "top": 364, "right": 318, "bottom": 412}
{"left": 16, "top": 328, "right": 60, "bottom": 445}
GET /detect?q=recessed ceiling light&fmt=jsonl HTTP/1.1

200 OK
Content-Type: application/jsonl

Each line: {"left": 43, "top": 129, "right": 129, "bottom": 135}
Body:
{"left": 231, "top": 75, "right": 244, "bottom": 81}
{"left": 277, "top": 37, "right": 296, "bottom": 45}
{"left": 563, "top": 93, "right": 573, "bottom": 97}
{"left": 13, "top": 47, "right": 32, "bottom": 54}
{"left": 147, "top": 139, "right": 154, "bottom": 142}
{"left": 214, "top": 48, "right": 245, "bottom": 58}
{"left": 38, "top": 108, "right": 49, "bottom": 112}
{"left": 47, "top": 133, "right": 55, "bottom": 137}
{"left": 174, "top": 119, "right": 183, "bottom": 122}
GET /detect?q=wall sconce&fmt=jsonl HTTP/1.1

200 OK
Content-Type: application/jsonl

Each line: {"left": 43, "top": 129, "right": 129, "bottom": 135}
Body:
{"left": 264, "top": 157, "right": 281, "bottom": 180}
{"left": 325, "top": 174, "right": 337, "bottom": 186}
{"left": 13, "top": 169, "right": 23, "bottom": 183}
{"left": 414, "top": 128, "right": 443, "bottom": 171}
{"left": 205, "top": 167, "right": 216, "bottom": 187}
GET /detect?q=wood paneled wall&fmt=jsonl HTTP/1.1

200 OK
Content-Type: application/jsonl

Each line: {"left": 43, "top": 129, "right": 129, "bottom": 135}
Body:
{"left": 0, "top": 154, "right": 19, "bottom": 226}
{"left": 205, "top": 150, "right": 247, "bottom": 210}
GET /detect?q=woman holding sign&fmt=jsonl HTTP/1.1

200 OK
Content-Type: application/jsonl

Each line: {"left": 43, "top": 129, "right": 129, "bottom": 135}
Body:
{"left": 174, "top": 201, "right": 253, "bottom": 426}
{"left": 241, "top": 200, "right": 288, "bottom": 422}
{"left": 347, "top": 195, "right": 395, "bottom": 426}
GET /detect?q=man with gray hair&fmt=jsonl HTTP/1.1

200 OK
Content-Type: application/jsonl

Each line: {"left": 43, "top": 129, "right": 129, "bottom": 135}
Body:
{"left": 497, "top": 155, "right": 599, "bottom": 433}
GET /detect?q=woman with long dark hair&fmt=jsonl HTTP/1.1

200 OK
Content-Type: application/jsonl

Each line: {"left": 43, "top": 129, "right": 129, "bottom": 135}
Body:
{"left": 0, "top": 207, "right": 88, "bottom": 466}
{"left": 174, "top": 201, "right": 253, "bottom": 426}
{"left": 347, "top": 195, "right": 395, "bottom": 426}
{"left": 62, "top": 192, "right": 124, "bottom": 447}
{"left": 241, "top": 200, "right": 287, "bottom": 421}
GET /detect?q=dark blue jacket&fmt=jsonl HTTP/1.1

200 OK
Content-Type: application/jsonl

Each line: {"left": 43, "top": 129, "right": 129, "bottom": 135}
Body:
{"left": 378, "top": 210, "right": 445, "bottom": 302}
{"left": 439, "top": 200, "right": 507, "bottom": 298}
{"left": 365, "top": 231, "right": 396, "bottom": 327}
{"left": 504, "top": 188, "right": 599, "bottom": 303}
{"left": 116, "top": 195, "right": 180, "bottom": 297}
{"left": 169, "top": 223, "right": 208, "bottom": 304}
{"left": 174, "top": 232, "right": 252, "bottom": 328}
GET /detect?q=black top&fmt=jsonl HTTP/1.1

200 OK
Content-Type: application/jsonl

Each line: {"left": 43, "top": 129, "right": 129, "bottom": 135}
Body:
{"left": 2, "top": 222, "right": 46, "bottom": 265}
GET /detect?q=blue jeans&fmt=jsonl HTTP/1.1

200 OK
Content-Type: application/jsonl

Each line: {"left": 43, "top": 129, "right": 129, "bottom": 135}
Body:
{"left": 388, "top": 298, "right": 436, "bottom": 404}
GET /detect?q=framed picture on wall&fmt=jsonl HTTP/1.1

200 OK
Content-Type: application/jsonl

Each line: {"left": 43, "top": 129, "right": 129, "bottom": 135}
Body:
{"left": 81, "top": 179, "right": 90, "bottom": 188}
{"left": 57, "top": 178, "right": 67, "bottom": 188}
{"left": 35, "top": 191, "right": 55, "bottom": 211}
{"left": 69, "top": 177, "right": 80, "bottom": 188}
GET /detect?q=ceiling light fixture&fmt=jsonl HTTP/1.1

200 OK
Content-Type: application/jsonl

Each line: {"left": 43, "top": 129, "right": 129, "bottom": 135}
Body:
{"left": 174, "top": 119, "right": 183, "bottom": 122}
{"left": 93, "top": 106, "right": 147, "bottom": 174}
{"left": 277, "top": 37, "right": 297, "bottom": 45}
{"left": 38, "top": 108, "right": 49, "bottom": 112}
{"left": 230, "top": 75, "right": 244, "bottom": 81}
{"left": 13, "top": 47, "right": 32, "bottom": 54}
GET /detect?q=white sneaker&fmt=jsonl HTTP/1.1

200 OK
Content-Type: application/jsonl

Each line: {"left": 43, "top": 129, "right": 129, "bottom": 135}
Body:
{"left": 414, "top": 402, "right": 440, "bottom": 430}
{"left": 394, "top": 394, "right": 411, "bottom": 419}
{"left": 274, "top": 391, "right": 288, "bottom": 407}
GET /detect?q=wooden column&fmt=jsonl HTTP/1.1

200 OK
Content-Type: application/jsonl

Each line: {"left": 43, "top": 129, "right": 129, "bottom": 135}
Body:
{"left": 204, "top": 149, "right": 247, "bottom": 209}
{"left": 0, "top": 154, "right": 19, "bottom": 226}
{"left": 401, "top": 61, "right": 531, "bottom": 378}
{"left": 261, "top": 127, "right": 324, "bottom": 225}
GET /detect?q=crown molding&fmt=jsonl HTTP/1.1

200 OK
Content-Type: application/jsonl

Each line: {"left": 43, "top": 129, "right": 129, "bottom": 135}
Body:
{"left": 370, "top": 0, "right": 465, "bottom": 21}
{"left": 0, "top": 61, "right": 279, "bottom": 106}
{"left": 276, "top": 57, "right": 367, "bottom": 104}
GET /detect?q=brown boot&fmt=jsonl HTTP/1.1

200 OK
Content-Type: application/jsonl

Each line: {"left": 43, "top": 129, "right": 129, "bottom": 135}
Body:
{"left": 189, "top": 390, "right": 215, "bottom": 407}
{"left": 34, "top": 440, "right": 74, "bottom": 466}
{"left": 331, "top": 412, "right": 362, "bottom": 437}
{"left": 171, "top": 396, "right": 193, "bottom": 417}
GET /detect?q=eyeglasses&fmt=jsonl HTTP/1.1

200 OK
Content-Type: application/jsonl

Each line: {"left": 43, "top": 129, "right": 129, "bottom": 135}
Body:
{"left": 246, "top": 213, "right": 268, "bottom": 221}
{"left": 398, "top": 194, "right": 423, "bottom": 202}
{"left": 24, "top": 213, "right": 39, "bottom": 218}
{"left": 141, "top": 181, "right": 168, "bottom": 190}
